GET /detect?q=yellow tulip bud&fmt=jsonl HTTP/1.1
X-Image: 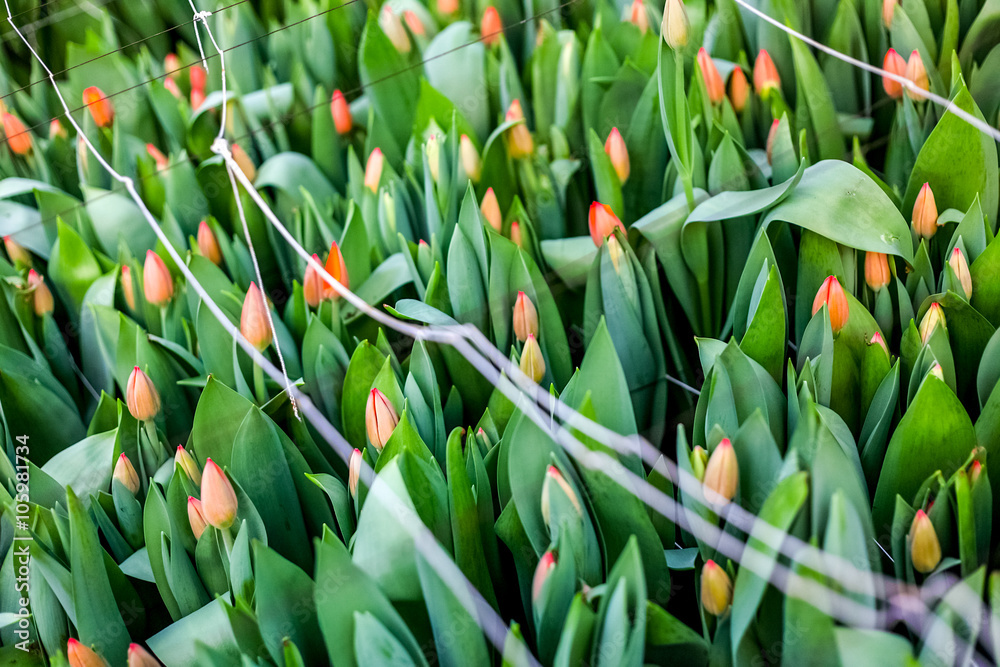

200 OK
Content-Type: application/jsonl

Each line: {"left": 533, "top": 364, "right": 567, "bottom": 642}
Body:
{"left": 908, "top": 509, "right": 941, "bottom": 573}
{"left": 700, "top": 560, "right": 733, "bottom": 615}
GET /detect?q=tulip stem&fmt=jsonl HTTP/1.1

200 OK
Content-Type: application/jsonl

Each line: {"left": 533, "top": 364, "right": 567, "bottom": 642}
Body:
{"left": 159, "top": 305, "right": 168, "bottom": 339}
{"left": 135, "top": 420, "right": 148, "bottom": 493}
{"left": 221, "top": 525, "right": 235, "bottom": 558}
{"left": 253, "top": 358, "right": 267, "bottom": 405}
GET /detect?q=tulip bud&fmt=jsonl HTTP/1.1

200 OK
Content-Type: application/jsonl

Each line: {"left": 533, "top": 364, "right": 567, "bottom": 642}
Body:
{"left": 240, "top": 282, "right": 273, "bottom": 352}
{"left": 365, "top": 388, "right": 399, "bottom": 452}
{"left": 912, "top": 182, "right": 938, "bottom": 239}
{"left": 908, "top": 509, "right": 941, "bottom": 573}
{"left": 476, "top": 427, "right": 491, "bottom": 451}
{"left": 765, "top": 119, "right": 780, "bottom": 165}
{"left": 191, "top": 87, "right": 205, "bottom": 111}
{"left": 2, "top": 113, "right": 32, "bottom": 155}
{"left": 120, "top": 266, "right": 137, "bottom": 311}
{"left": 164, "top": 53, "right": 180, "bottom": 74}
{"left": 513, "top": 291, "right": 539, "bottom": 342}
{"left": 175, "top": 446, "right": 202, "bottom": 485}
{"left": 187, "top": 496, "right": 208, "bottom": 539}
{"left": 128, "top": 644, "right": 160, "bottom": 667}
{"left": 505, "top": 100, "right": 534, "bottom": 158}
{"left": 459, "top": 134, "right": 482, "bottom": 182}
{"left": 703, "top": 438, "right": 738, "bottom": 505}
{"left": 604, "top": 127, "right": 630, "bottom": 184}
{"left": 127, "top": 366, "right": 161, "bottom": 422}
{"left": 728, "top": 67, "right": 749, "bottom": 113}
{"left": 3, "top": 236, "right": 30, "bottom": 266}
{"left": 811, "top": 276, "right": 850, "bottom": 334}
{"left": 531, "top": 551, "right": 556, "bottom": 602}
{"left": 143, "top": 250, "right": 174, "bottom": 307}
{"left": 481, "top": 6, "right": 502, "bottom": 46}
{"left": 403, "top": 10, "right": 426, "bottom": 37}
{"left": 201, "top": 459, "right": 238, "bottom": 529}
{"left": 701, "top": 560, "right": 733, "bottom": 615}
{"left": 970, "top": 460, "right": 983, "bottom": 486}
{"left": 697, "top": 48, "right": 725, "bottom": 105}
{"left": 322, "top": 240, "right": 349, "bottom": 299}
{"left": 83, "top": 86, "right": 114, "bottom": 127}
{"left": 231, "top": 143, "right": 256, "bottom": 182}
{"left": 754, "top": 50, "right": 781, "bottom": 95}
{"left": 303, "top": 254, "right": 324, "bottom": 307}
{"left": 882, "top": 0, "right": 897, "bottom": 27}
{"left": 146, "top": 143, "right": 169, "bottom": 171}
{"left": 113, "top": 453, "right": 140, "bottom": 495}
{"left": 349, "top": 448, "right": 362, "bottom": 499}
{"left": 190, "top": 64, "right": 207, "bottom": 92}
{"left": 607, "top": 234, "right": 628, "bottom": 274}
{"left": 510, "top": 221, "right": 524, "bottom": 248}
{"left": 540, "top": 465, "right": 582, "bottom": 526}
{"left": 364, "top": 147, "right": 384, "bottom": 193}
{"left": 905, "top": 50, "right": 929, "bottom": 101}
{"left": 197, "top": 221, "right": 222, "bottom": 266}
{"left": 588, "top": 202, "right": 626, "bottom": 247}
{"left": 882, "top": 49, "right": 906, "bottom": 99}
{"left": 869, "top": 331, "right": 890, "bottom": 360}
{"left": 379, "top": 6, "right": 412, "bottom": 53}
{"left": 438, "top": 0, "right": 459, "bottom": 14}
{"left": 481, "top": 187, "right": 502, "bottom": 232}
{"left": 948, "top": 248, "right": 973, "bottom": 299}
{"left": 426, "top": 134, "right": 441, "bottom": 182}
{"left": 690, "top": 445, "right": 708, "bottom": 481}
{"left": 331, "top": 89, "right": 352, "bottom": 135}
{"left": 520, "top": 334, "right": 546, "bottom": 383}
{"left": 661, "top": 0, "right": 689, "bottom": 49}
{"left": 929, "top": 363, "right": 944, "bottom": 380}
{"left": 27, "top": 269, "right": 54, "bottom": 316}
{"left": 864, "top": 252, "right": 890, "bottom": 292}
{"left": 627, "top": 0, "right": 649, "bottom": 33}
{"left": 49, "top": 118, "right": 67, "bottom": 140}
{"left": 164, "top": 76, "right": 182, "bottom": 99}
{"left": 67, "top": 638, "right": 110, "bottom": 667}
{"left": 919, "top": 302, "right": 946, "bottom": 344}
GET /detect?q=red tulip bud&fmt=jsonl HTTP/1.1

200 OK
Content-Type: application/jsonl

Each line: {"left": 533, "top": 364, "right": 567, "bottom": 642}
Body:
{"left": 948, "top": 247, "right": 973, "bottom": 299}
{"left": 146, "top": 143, "right": 168, "bottom": 171}
{"left": 83, "top": 86, "right": 114, "bottom": 127}
{"left": 753, "top": 50, "right": 780, "bottom": 95}
{"left": 588, "top": 202, "right": 625, "bottom": 247}
{"left": 811, "top": 276, "right": 850, "bottom": 334}
{"left": 190, "top": 64, "right": 207, "bottom": 92}
{"left": 882, "top": 49, "right": 906, "bottom": 99}
{"left": 864, "top": 252, "right": 890, "bottom": 292}
{"left": 67, "top": 638, "right": 110, "bottom": 667}
{"left": 627, "top": 0, "right": 649, "bottom": 33}
{"left": 331, "top": 90, "right": 352, "bottom": 135}
{"left": 4, "top": 235, "right": 30, "bottom": 266}
{"left": 349, "top": 448, "right": 363, "bottom": 499}
{"left": 481, "top": 6, "right": 502, "bottom": 46}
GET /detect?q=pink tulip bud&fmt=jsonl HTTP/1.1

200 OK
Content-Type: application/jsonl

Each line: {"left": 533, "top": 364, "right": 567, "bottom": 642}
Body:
{"left": 349, "top": 448, "right": 362, "bottom": 499}
{"left": 187, "top": 496, "right": 208, "bottom": 539}
{"left": 121, "top": 266, "right": 137, "bottom": 311}
{"left": 143, "top": 250, "right": 174, "bottom": 307}
{"left": 365, "top": 148, "right": 384, "bottom": 193}
{"left": 531, "top": 551, "right": 556, "bottom": 602}
{"left": 240, "top": 282, "right": 273, "bottom": 352}
{"left": 146, "top": 143, "right": 168, "bottom": 171}
{"left": 365, "top": 389, "right": 399, "bottom": 452}
{"left": 127, "top": 643, "right": 161, "bottom": 667}
{"left": 27, "top": 269, "right": 53, "bottom": 316}
{"left": 197, "top": 221, "right": 222, "bottom": 266}
{"left": 201, "top": 459, "right": 238, "bottom": 529}
{"left": 604, "top": 127, "right": 630, "bottom": 184}
{"left": 512, "top": 291, "right": 539, "bottom": 342}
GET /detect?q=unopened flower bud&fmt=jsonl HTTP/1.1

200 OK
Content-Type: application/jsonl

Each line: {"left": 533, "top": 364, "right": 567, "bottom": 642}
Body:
{"left": 190, "top": 64, "right": 207, "bottom": 93}
{"left": 164, "top": 53, "right": 180, "bottom": 73}
{"left": 146, "top": 143, "right": 168, "bottom": 171}
{"left": 970, "top": 460, "right": 983, "bottom": 486}
{"left": 114, "top": 453, "right": 140, "bottom": 494}
{"left": 505, "top": 99, "right": 534, "bottom": 158}
{"left": 698, "top": 48, "right": 725, "bottom": 105}
{"left": 700, "top": 560, "right": 733, "bottom": 615}
{"left": 403, "top": 10, "right": 426, "bottom": 37}
{"left": 588, "top": 202, "right": 625, "bottom": 247}
{"left": 604, "top": 127, "right": 630, "bottom": 184}
{"left": 127, "top": 643, "right": 160, "bottom": 667}
{"left": 627, "top": 0, "right": 649, "bottom": 33}
{"left": 331, "top": 90, "right": 352, "bottom": 135}
{"left": 231, "top": 143, "right": 256, "bottom": 182}
{"left": 2, "top": 113, "right": 32, "bottom": 155}
{"left": 27, "top": 269, "right": 54, "bottom": 316}
{"left": 322, "top": 240, "right": 349, "bottom": 299}
{"left": 883, "top": 0, "right": 897, "bottom": 27}
{"left": 754, "top": 50, "right": 781, "bottom": 95}
{"left": 912, "top": 182, "right": 938, "bottom": 239}
{"left": 948, "top": 248, "right": 972, "bottom": 299}
{"left": 882, "top": 48, "right": 906, "bottom": 99}
{"left": 364, "top": 148, "right": 384, "bottom": 193}
{"left": 929, "top": 363, "right": 944, "bottom": 380}
{"left": 164, "top": 76, "right": 182, "bottom": 99}
{"left": 379, "top": 6, "right": 412, "bottom": 53}
{"left": 690, "top": 445, "right": 708, "bottom": 481}
{"left": 303, "top": 254, "right": 324, "bottom": 307}
{"left": 67, "top": 638, "right": 110, "bottom": 667}
{"left": 190, "top": 87, "right": 205, "bottom": 111}
{"left": 908, "top": 509, "right": 941, "bottom": 573}
{"left": 49, "top": 118, "right": 67, "bottom": 140}
{"left": 481, "top": 187, "right": 502, "bottom": 231}
{"left": 121, "top": 266, "right": 136, "bottom": 311}
{"left": 426, "top": 134, "right": 441, "bottom": 182}
{"left": 240, "top": 282, "right": 272, "bottom": 352}
{"left": 187, "top": 496, "right": 208, "bottom": 539}
{"left": 765, "top": 119, "right": 780, "bottom": 165}
{"left": 175, "top": 446, "right": 202, "bottom": 485}
{"left": 513, "top": 291, "right": 539, "bottom": 342}
{"left": 919, "top": 302, "right": 946, "bottom": 344}
{"left": 460, "top": 134, "right": 482, "bottom": 182}
{"left": 540, "top": 465, "right": 582, "bottom": 526}
{"left": 197, "top": 221, "right": 222, "bottom": 265}
{"left": 728, "top": 67, "right": 749, "bottom": 112}
{"left": 531, "top": 551, "right": 556, "bottom": 602}
{"left": 4, "top": 236, "right": 30, "bottom": 266}
{"left": 349, "top": 448, "right": 362, "bottom": 499}
{"left": 606, "top": 233, "right": 630, "bottom": 274}
{"left": 905, "top": 50, "right": 929, "bottom": 100}
{"left": 201, "top": 459, "right": 238, "bottom": 529}
{"left": 127, "top": 366, "right": 161, "bottom": 422}
{"left": 811, "top": 276, "right": 850, "bottom": 334}
{"left": 703, "top": 438, "right": 738, "bottom": 505}
{"left": 661, "top": 0, "right": 689, "bottom": 49}
{"left": 438, "top": 0, "right": 459, "bottom": 14}
{"left": 83, "top": 86, "right": 114, "bottom": 127}
{"left": 143, "top": 250, "right": 174, "bottom": 307}
{"left": 520, "top": 334, "right": 546, "bottom": 383}
{"left": 366, "top": 388, "right": 399, "bottom": 452}
{"left": 510, "top": 221, "right": 524, "bottom": 247}
{"left": 869, "top": 331, "right": 890, "bottom": 360}
{"left": 481, "top": 6, "right": 502, "bottom": 46}
{"left": 865, "top": 252, "right": 890, "bottom": 292}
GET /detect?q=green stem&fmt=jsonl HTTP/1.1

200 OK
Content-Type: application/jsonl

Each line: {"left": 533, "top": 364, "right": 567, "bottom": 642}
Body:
{"left": 159, "top": 305, "right": 168, "bottom": 339}
{"left": 253, "top": 358, "right": 267, "bottom": 405}
{"left": 221, "top": 525, "right": 235, "bottom": 556}
{"left": 135, "top": 419, "right": 148, "bottom": 493}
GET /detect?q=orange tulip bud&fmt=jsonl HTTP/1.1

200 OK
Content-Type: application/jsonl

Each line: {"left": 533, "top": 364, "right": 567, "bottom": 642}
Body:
{"left": 661, "top": 0, "right": 689, "bottom": 49}
{"left": 365, "top": 388, "right": 399, "bottom": 452}
{"left": 701, "top": 560, "right": 733, "bottom": 615}
{"left": 698, "top": 48, "right": 725, "bottom": 105}
{"left": 905, "top": 50, "right": 929, "bottom": 101}
{"left": 201, "top": 459, "right": 238, "bottom": 529}
{"left": 146, "top": 143, "right": 169, "bottom": 171}
{"left": 4, "top": 236, "right": 30, "bottom": 266}
{"left": 481, "top": 187, "right": 502, "bottom": 232}
{"left": 331, "top": 89, "right": 352, "bottom": 135}
{"left": 765, "top": 119, "right": 780, "bottom": 165}
{"left": 728, "top": 67, "right": 749, "bottom": 113}
{"left": 127, "top": 366, "right": 161, "bottom": 422}
{"left": 303, "top": 254, "right": 324, "bottom": 307}
{"left": 190, "top": 64, "right": 207, "bottom": 92}
{"left": 121, "top": 266, "right": 137, "bottom": 311}
{"left": 143, "top": 250, "right": 174, "bottom": 307}
{"left": 505, "top": 99, "right": 534, "bottom": 158}
{"left": 532, "top": 550, "right": 556, "bottom": 602}
{"left": 883, "top": 0, "right": 897, "bottom": 27}
{"left": 379, "top": 5, "right": 412, "bottom": 53}
{"left": 481, "top": 6, "right": 502, "bottom": 46}
{"left": 513, "top": 291, "right": 539, "bottom": 342}
{"left": 187, "top": 496, "right": 208, "bottom": 539}
{"left": 912, "top": 182, "right": 938, "bottom": 239}
{"left": 349, "top": 448, "right": 362, "bottom": 499}
{"left": 949, "top": 248, "right": 973, "bottom": 300}
{"left": 2, "top": 113, "right": 32, "bottom": 155}
{"left": 588, "top": 202, "right": 625, "bottom": 247}
{"left": 520, "top": 333, "right": 546, "bottom": 382}
{"left": 869, "top": 331, "right": 890, "bottom": 360}
{"left": 460, "top": 134, "right": 482, "bottom": 182}
{"left": 919, "top": 302, "right": 946, "bottom": 344}
{"left": 322, "top": 240, "right": 349, "bottom": 299}
{"left": 127, "top": 643, "right": 160, "bottom": 667}
{"left": 83, "top": 86, "right": 114, "bottom": 127}
{"left": 753, "top": 50, "right": 780, "bottom": 95}
{"left": 811, "top": 276, "right": 850, "bottom": 334}
{"left": 175, "top": 445, "right": 202, "bottom": 485}
{"left": 908, "top": 509, "right": 941, "bottom": 573}
{"left": 864, "top": 252, "right": 890, "bottom": 292}
{"left": 67, "top": 638, "right": 110, "bottom": 667}
{"left": 364, "top": 147, "right": 384, "bottom": 193}
{"left": 540, "top": 464, "right": 582, "bottom": 526}
{"left": 113, "top": 453, "right": 140, "bottom": 495}
{"left": 627, "top": 0, "right": 649, "bottom": 33}
{"left": 197, "top": 221, "right": 222, "bottom": 265}
{"left": 703, "top": 438, "right": 738, "bottom": 505}
{"left": 27, "top": 269, "right": 54, "bottom": 316}
{"left": 438, "top": 0, "right": 459, "bottom": 14}
{"left": 882, "top": 49, "right": 906, "bottom": 99}
{"left": 604, "top": 127, "right": 630, "bottom": 184}
{"left": 231, "top": 143, "right": 256, "bottom": 182}
{"left": 240, "top": 282, "right": 272, "bottom": 352}
{"left": 510, "top": 221, "right": 524, "bottom": 247}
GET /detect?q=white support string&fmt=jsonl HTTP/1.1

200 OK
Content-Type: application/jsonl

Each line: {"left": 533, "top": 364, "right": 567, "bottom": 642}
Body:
{"left": 4, "top": 4, "right": 533, "bottom": 662}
